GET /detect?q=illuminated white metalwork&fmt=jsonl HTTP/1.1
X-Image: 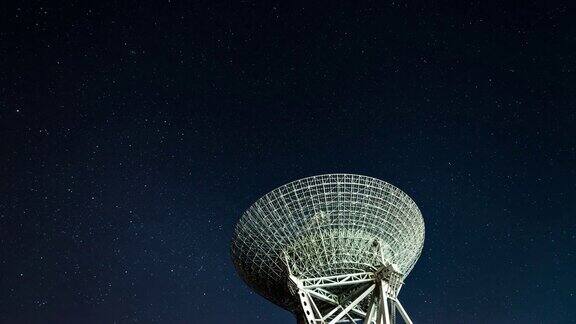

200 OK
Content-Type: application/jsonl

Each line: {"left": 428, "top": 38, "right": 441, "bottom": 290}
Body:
{"left": 231, "top": 174, "right": 424, "bottom": 323}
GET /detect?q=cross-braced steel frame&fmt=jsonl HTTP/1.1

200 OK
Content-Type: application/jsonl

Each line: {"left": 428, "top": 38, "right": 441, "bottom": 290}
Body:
{"left": 287, "top": 248, "right": 413, "bottom": 324}
{"left": 291, "top": 271, "right": 412, "bottom": 323}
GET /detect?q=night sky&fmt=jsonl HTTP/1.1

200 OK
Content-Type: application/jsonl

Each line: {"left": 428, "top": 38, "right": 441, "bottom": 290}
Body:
{"left": 1, "top": 1, "right": 575, "bottom": 323}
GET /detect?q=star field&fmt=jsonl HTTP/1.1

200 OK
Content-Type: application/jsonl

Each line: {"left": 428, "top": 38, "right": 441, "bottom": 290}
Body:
{"left": 1, "top": 1, "right": 575, "bottom": 323}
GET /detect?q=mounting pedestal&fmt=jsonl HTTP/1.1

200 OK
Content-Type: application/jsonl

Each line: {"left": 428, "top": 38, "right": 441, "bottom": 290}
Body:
{"left": 290, "top": 265, "right": 413, "bottom": 324}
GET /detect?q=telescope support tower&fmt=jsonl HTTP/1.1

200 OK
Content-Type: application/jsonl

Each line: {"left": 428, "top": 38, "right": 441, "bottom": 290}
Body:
{"left": 289, "top": 263, "right": 413, "bottom": 324}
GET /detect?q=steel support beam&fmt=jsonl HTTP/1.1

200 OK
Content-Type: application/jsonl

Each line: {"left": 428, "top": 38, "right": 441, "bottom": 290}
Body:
{"left": 327, "top": 284, "right": 375, "bottom": 324}
{"left": 291, "top": 268, "right": 413, "bottom": 324}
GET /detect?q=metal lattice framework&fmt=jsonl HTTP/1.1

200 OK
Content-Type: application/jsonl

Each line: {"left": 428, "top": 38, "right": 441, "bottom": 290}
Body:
{"left": 231, "top": 174, "right": 425, "bottom": 323}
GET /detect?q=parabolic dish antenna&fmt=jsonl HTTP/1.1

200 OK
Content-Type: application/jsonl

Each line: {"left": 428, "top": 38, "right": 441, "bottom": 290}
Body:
{"left": 232, "top": 174, "right": 424, "bottom": 323}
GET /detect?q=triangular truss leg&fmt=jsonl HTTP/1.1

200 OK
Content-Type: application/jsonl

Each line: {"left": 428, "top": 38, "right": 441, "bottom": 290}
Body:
{"left": 378, "top": 281, "right": 390, "bottom": 324}
{"left": 390, "top": 298, "right": 412, "bottom": 324}
{"left": 291, "top": 271, "right": 413, "bottom": 324}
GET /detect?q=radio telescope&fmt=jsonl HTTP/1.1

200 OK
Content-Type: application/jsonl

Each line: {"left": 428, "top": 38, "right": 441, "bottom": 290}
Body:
{"left": 231, "top": 174, "right": 424, "bottom": 324}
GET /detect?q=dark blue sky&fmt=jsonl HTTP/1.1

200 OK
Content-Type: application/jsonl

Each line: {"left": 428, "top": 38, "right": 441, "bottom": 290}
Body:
{"left": 1, "top": 1, "right": 574, "bottom": 323}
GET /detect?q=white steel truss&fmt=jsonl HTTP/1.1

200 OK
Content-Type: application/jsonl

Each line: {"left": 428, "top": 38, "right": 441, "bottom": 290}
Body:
{"left": 291, "top": 265, "right": 413, "bottom": 324}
